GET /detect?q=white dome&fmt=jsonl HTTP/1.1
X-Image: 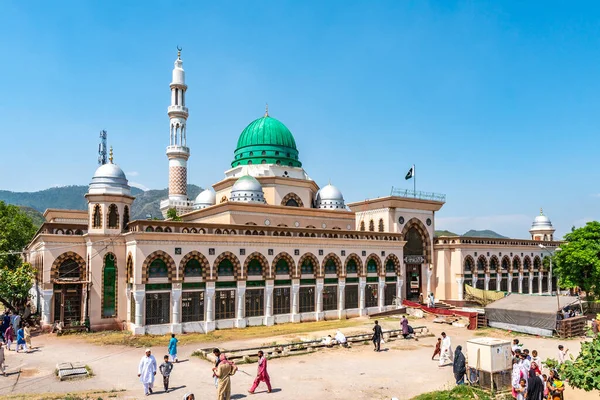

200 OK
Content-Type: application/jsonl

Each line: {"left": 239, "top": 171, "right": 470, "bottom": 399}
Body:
{"left": 229, "top": 175, "right": 265, "bottom": 204}
{"left": 316, "top": 183, "right": 345, "bottom": 210}
{"left": 194, "top": 189, "right": 216, "bottom": 209}
{"left": 88, "top": 163, "right": 131, "bottom": 196}
{"left": 530, "top": 209, "right": 554, "bottom": 231}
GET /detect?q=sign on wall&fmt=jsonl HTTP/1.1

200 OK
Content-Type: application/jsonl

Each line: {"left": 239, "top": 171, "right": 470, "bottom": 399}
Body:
{"left": 404, "top": 255, "right": 425, "bottom": 264}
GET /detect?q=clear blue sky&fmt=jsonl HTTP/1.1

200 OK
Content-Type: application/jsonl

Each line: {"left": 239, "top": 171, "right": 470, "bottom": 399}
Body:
{"left": 1, "top": 1, "right": 599, "bottom": 239}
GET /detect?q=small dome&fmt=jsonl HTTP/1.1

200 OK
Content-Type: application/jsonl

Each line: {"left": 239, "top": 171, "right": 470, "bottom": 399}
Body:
{"left": 316, "top": 183, "right": 345, "bottom": 210}
{"left": 230, "top": 175, "right": 265, "bottom": 204}
{"left": 88, "top": 163, "right": 131, "bottom": 196}
{"left": 194, "top": 189, "right": 216, "bottom": 209}
{"left": 530, "top": 209, "right": 554, "bottom": 231}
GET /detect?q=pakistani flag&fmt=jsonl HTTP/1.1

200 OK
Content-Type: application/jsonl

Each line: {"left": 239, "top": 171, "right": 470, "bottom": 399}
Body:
{"left": 405, "top": 165, "right": 414, "bottom": 180}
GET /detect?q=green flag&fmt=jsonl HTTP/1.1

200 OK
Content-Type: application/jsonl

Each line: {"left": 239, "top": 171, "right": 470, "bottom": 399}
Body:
{"left": 405, "top": 165, "right": 414, "bottom": 180}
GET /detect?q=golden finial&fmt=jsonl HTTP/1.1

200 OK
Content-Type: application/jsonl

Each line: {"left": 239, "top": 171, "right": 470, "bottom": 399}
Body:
{"left": 109, "top": 146, "right": 114, "bottom": 164}
{"left": 177, "top": 45, "right": 182, "bottom": 59}
{"left": 540, "top": 207, "right": 543, "bottom": 215}
{"left": 264, "top": 103, "right": 269, "bottom": 117}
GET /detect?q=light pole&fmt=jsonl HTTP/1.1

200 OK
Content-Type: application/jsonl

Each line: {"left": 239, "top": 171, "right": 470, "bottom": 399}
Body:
{"left": 539, "top": 244, "right": 562, "bottom": 309}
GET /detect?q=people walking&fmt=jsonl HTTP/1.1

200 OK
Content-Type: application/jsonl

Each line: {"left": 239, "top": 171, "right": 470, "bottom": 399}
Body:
{"left": 168, "top": 334, "right": 178, "bottom": 363}
{"left": 525, "top": 365, "right": 544, "bottom": 400}
{"left": 159, "top": 354, "right": 174, "bottom": 393}
{"left": 248, "top": 350, "right": 272, "bottom": 394}
{"left": 11, "top": 312, "right": 20, "bottom": 334}
{"left": 0, "top": 342, "right": 6, "bottom": 377}
{"left": 15, "top": 326, "right": 27, "bottom": 353}
{"left": 432, "top": 337, "right": 442, "bottom": 360}
{"left": 214, "top": 354, "right": 237, "bottom": 400}
{"left": 23, "top": 324, "right": 31, "bottom": 350}
{"left": 138, "top": 349, "right": 157, "bottom": 396}
{"left": 438, "top": 332, "right": 453, "bottom": 366}
{"left": 453, "top": 345, "right": 466, "bottom": 385}
{"left": 4, "top": 325, "right": 14, "bottom": 351}
{"left": 400, "top": 315, "right": 409, "bottom": 339}
{"left": 372, "top": 320, "right": 383, "bottom": 352}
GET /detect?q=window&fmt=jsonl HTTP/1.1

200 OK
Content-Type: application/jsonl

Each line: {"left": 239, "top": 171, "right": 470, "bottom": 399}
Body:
{"left": 92, "top": 204, "right": 102, "bottom": 228}
{"left": 108, "top": 204, "right": 119, "bottom": 229}
{"left": 58, "top": 258, "right": 82, "bottom": 280}
{"left": 285, "top": 198, "right": 299, "bottom": 207}
{"left": 346, "top": 259, "right": 358, "bottom": 274}
{"left": 299, "top": 286, "right": 315, "bottom": 313}
{"left": 324, "top": 259, "right": 337, "bottom": 275}
{"left": 301, "top": 259, "right": 314, "bottom": 275}
{"left": 273, "top": 287, "right": 291, "bottom": 315}
{"left": 345, "top": 285, "right": 358, "bottom": 309}
{"left": 148, "top": 259, "right": 169, "bottom": 278}
{"left": 275, "top": 259, "right": 289, "bottom": 276}
{"left": 184, "top": 259, "right": 202, "bottom": 278}
{"left": 385, "top": 259, "right": 395, "bottom": 273}
{"left": 130, "top": 295, "right": 135, "bottom": 322}
{"left": 367, "top": 259, "right": 377, "bottom": 274}
{"left": 360, "top": 221, "right": 365, "bottom": 231}
{"left": 123, "top": 206, "right": 130, "bottom": 230}
{"left": 261, "top": 151, "right": 266, "bottom": 155}
{"left": 322, "top": 286, "right": 337, "bottom": 311}
{"left": 218, "top": 259, "right": 234, "bottom": 276}
{"left": 102, "top": 254, "right": 117, "bottom": 318}
{"left": 145, "top": 292, "right": 170, "bottom": 325}
{"left": 378, "top": 219, "right": 384, "bottom": 232}
{"left": 182, "top": 291, "right": 204, "bottom": 322}
{"left": 384, "top": 283, "right": 396, "bottom": 305}
{"left": 365, "top": 284, "right": 378, "bottom": 307}
{"left": 215, "top": 290, "right": 235, "bottom": 320}
{"left": 369, "top": 220, "right": 375, "bottom": 232}
{"left": 245, "top": 289, "right": 264, "bottom": 317}
{"left": 247, "top": 259, "right": 263, "bottom": 276}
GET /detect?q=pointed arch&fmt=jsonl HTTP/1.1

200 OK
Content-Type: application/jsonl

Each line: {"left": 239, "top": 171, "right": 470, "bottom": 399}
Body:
{"left": 344, "top": 253, "right": 363, "bottom": 276}
{"left": 523, "top": 256, "right": 532, "bottom": 271}
{"left": 102, "top": 252, "right": 117, "bottom": 318}
{"left": 122, "top": 205, "right": 130, "bottom": 230}
{"left": 92, "top": 204, "right": 102, "bottom": 228}
{"left": 501, "top": 255, "right": 511, "bottom": 271}
{"left": 360, "top": 221, "right": 365, "bottom": 231}
{"left": 369, "top": 219, "right": 375, "bottom": 232}
{"left": 298, "top": 252, "right": 319, "bottom": 278}
{"left": 243, "top": 252, "right": 270, "bottom": 280}
{"left": 384, "top": 253, "right": 401, "bottom": 276}
{"left": 281, "top": 192, "right": 304, "bottom": 207}
{"left": 489, "top": 255, "right": 499, "bottom": 271}
{"left": 179, "top": 251, "right": 210, "bottom": 280}
{"left": 512, "top": 256, "right": 521, "bottom": 272}
{"left": 51, "top": 251, "right": 86, "bottom": 281}
{"left": 533, "top": 255, "right": 542, "bottom": 270}
{"left": 476, "top": 255, "right": 488, "bottom": 272}
{"left": 142, "top": 250, "right": 176, "bottom": 283}
{"left": 365, "top": 253, "right": 383, "bottom": 276}
{"left": 126, "top": 252, "right": 133, "bottom": 283}
{"left": 378, "top": 218, "right": 384, "bottom": 232}
{"left": 107, "top": 204, "right": 119, "bottom": 229}
{"left": 322, "top": 253, "right": 342, "bottom": 277}
{"left": 400, "top": 218, "right": 432, "bottom": 263}
{"left": 213, "top": 251, "right": 242, "bottom": 280}
{"left": 463, "top": 255, "right": 475, "bottom": 274}
{"left": 272, "top": 252, "right": 295, "bottom": 279}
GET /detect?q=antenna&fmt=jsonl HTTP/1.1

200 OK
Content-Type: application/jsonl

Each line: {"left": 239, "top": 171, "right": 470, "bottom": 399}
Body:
{"left": 98, "top": 130, "right": 108, "bottom": 165}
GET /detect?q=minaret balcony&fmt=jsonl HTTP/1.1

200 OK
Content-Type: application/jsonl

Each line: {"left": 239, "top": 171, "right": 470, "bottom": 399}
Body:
{"left": 168, "top": 105, "right": 189, "bottom": 115}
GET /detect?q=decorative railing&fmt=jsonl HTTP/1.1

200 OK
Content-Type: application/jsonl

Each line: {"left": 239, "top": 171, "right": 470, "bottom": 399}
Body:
{"left": 390, "top": 187, "right": 446, "bottom": 202}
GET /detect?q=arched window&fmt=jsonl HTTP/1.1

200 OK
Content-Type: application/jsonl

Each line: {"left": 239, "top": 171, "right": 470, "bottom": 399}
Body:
{"left": 184, "top": 259, "right": 202, "bottom": 277}
{"left": 385, "top": 259, "right": 395, "bottom": 273}
{"left": 92, "top": 204, "right": 102, "bottom": 228}
{"left": 102, "top": 254, "right": 117, "bottom": 318}
{"left": 367, "top": 259, "right": 377, "bottom": 273}
{"left": 247, "top": 259, "right": 263, "bottom": 276}
{"left": 301, "top": 259, "right": 314, "bottom": 275}
{"left": 275, "top": 259, "right": 289, "bottom": 275}
{"left": 346, "top": 259, "right": 358, "bottom": 274}
{"left": 123, "top": 206, "right": 130, "bottom": 230}
{"left": 369, "top": 219, "right": 375, "bottom": 232}
{"left": 324, "top": 259, "right": 337, "bottom": 274}
{"left": 477, "top": 256, "right": 487, "bottom": 272}
{"left": 285, "top": 198, "right": 299, "bottom": 207}
{"left": 58, "top": 258, "right": 82, "bottom": 280}
{"left": 378, "top": 219, "right": 384, "bottom": 232}
{"left": 463, "top": 257, "right": 474, "bottom": 274}
{"left": 218, "top": 259, "right": 234, "bottom": 276}
{"left": 360, "top": 221, "right": 365, "bottom": 231}
{"left": 107, "top": 204, "right": 119, "bottom": 229}
{"left": 148, "top": 259, "right": 168, "bottom": 278}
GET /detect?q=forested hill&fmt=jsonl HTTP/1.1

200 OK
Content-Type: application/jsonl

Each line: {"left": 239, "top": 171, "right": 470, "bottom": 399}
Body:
{"left": 0, "top": 184, "right": 203, "bottom": 222}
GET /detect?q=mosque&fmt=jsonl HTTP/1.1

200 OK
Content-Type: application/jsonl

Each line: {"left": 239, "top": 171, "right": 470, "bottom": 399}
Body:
{"left": 25, "top": 52, "right": 561, "bottom": 334}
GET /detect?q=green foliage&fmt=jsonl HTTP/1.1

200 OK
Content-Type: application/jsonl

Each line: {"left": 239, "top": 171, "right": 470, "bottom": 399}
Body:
{"left": 0, "top": 262, "right": 35, "bottom": 310}
{"left": 0, "top": 201, "right": 38, "bottom": 269}
{"left": 561, "top": 335, "right": 600, "bottom": 391}
{"left": 166, "top": 207, "right": 181, "bottom": 221}
{"left": 410, "top": 385, "right": 502, "bottom": 400}
{"left": 542, "top": 357, "right": 560, "bottom": 370}
{"left": 18, "top": 206, "right": 45, "bottom": 227}
{"left": 552, "top": 221, "right": 600, "bottom": 297}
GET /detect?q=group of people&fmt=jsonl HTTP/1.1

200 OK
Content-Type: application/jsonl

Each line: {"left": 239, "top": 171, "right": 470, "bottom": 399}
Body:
{"left": 137, "top": 334, "right": 272, "bottom": 399}
{"left": 0, "top": 308, "right": 34, "bottom": 377}
{"left": 371, "top": 316, "right": 417, "bottom": 352}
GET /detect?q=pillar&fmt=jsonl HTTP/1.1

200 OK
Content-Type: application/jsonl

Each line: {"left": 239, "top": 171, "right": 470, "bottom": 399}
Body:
{"left": 518, "top": 272, "right": 523, "bottom": 294}
{"left": 235, "top": 281, "right": 247, "bottom": 328}
{"left": 41, "top": 289, "right": 53, "bottom": 326}
{"left": 291, "top": 279, "right": 300, "bottom": 323}
{"left": 337, "top": 278, "right": 346, "bottom": 319}
{"left": 204, "top": 283, "right": 216, "bottom": 332}
{"left": 358, "top": 277, "right": 366, "bottom": 316}
{"left": 538, "top": 275, "right": 543, "bottom": 294}
{"left": 397, "top": 278, "right": 404, "bottom": 305}
{"left": 484, "top": 274, "right": 490, "bottom": 291}
{"left": 548, "top": 264, "right": 553, "bottom": 295}
{"left": 425, "top": 266, "right": 433, "bottom": 297}
{"left": 171, "top": 284, "right": 182, "bottom": 333}
{"left": 507, "top": 275, "right": 513, "bottom": 293}
{"left": 125, "top": 285, "right": 132, "bottom": 322}
{"left": 496, "top": 273, "right": 502, "bottom": 291}
{"left": 315, "top": 279, "right": 324, "bottom": 321}
{"left": 264, "top": 280, "right": 274, "bottom": 326}
{"left": 456, "top": 276, "right": 465, "bottom": 301}
{"left": 133, "top": 289, "right": 145, "bottom": 335}
{"left": 378, "top": 277, "right": 385, "bottom": 310}
{"left": 528, "top": 275, "right": 534, "bottom": 295}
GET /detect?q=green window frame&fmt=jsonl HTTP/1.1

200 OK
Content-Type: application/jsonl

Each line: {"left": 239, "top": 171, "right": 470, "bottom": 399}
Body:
{"left": 102, "top": 255, "right": 117, "bottom": 318}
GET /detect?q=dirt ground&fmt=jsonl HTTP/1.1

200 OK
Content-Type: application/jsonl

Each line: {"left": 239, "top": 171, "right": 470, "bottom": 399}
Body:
{"left": 0, "top": 316, "right": 596, "bottom": 400}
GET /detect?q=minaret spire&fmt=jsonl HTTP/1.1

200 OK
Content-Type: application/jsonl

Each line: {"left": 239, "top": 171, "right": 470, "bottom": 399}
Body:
{"left": 160, "top": 47, "right": 193, "bottom": 218}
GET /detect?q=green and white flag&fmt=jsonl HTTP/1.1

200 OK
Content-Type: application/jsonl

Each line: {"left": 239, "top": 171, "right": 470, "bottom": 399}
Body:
{"left": 405, "top": 165, "right": 414, "bottom": 180}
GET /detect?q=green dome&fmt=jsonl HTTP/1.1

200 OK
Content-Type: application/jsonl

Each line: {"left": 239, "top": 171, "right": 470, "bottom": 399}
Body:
{"left": 232, "top": 115, "right": 302, "bottom": 168}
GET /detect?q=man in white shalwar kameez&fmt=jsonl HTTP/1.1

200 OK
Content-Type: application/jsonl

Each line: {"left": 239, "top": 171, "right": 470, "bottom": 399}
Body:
{"left": 138, "top": 349, "right": 157, "bottom": 396}
{"left": 438, "top": 332, "right": 453, "bottom": 367}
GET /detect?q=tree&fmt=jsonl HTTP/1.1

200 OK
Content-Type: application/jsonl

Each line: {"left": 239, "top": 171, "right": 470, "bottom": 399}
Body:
{"left": 560, "top": 335, "right": 600, "bottom": 392}
{"left": 166, "top": 207, "right": 181, "bottom": 221}
{"left": 0, "top": 201, "right": 38, "bottom": 269}
{"left": 0, "top": 262, "right": 35, "bottom": 311}
{"left": 552, "top": 221, "right": 600, "bottom": 298}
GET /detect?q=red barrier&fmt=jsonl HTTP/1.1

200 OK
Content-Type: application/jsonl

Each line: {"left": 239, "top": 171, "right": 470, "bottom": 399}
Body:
{"left": 403, "top": 300, "right": 478, "bottom": 330}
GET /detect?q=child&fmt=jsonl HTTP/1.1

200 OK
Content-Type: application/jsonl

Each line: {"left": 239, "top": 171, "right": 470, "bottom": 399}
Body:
{"left": 557, "top": 345, "right": 568, "bottom": 364}
{"left": 515, "top": 378, "right": 527, "bottom": 400}
{"left": 512, "top": 339, "right": 521, "bottom": 355}
{"left": 542, "top": 374, "right": 549, "bottom": 398}
{"left": 4, "top": 325, "right": 14, "bottom": 351}
{"left": 531, "top": 349, "right": 541, "bottom": 366}
{"left": 432, "top": 338, "right": 442, "bottom": 360}
{"left": 15, "top": 327, "right": 27, "bottom": 353}
{"left": 168, "top": 334, "right": 178, "bottom": 363}
{"left": 159, "top": 355, "right": 174, "bottom": 393}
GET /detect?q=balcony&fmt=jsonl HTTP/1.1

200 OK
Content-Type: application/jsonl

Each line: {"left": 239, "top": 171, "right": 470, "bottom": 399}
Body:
{"left": 168, "top": 105, "right": 189, "bottom": 114}
{"left": 390, "top": 187, "right": 446, "bottom": 202}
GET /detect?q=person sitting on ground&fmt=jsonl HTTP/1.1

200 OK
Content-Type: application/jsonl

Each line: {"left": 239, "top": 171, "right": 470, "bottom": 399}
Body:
{"left": 322, "top": 335, "right": 333, "bottom": 348}
{"left": 334, "top": 330, "right": 347, "bottom": 347}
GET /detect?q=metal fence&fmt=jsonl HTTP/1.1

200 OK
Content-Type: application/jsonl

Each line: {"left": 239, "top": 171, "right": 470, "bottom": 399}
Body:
{"left": 390, "top": 187, "right": 446, "bottom": 202}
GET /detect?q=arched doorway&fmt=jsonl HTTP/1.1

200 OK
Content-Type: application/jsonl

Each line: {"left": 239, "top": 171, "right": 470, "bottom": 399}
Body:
{"left": 52, "top": 252, "right": 85, "bottom": 327}
{"left": 403, "top": 225, "right": 425, "bottom": 301}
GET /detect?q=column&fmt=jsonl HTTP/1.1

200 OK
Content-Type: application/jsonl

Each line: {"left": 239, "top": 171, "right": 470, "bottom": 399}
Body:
{"left": 171, "top": 284, "right": 182, "bottom": 333}
{"left": 133, "top": 288, "right": 145, "bottom": 335}
{"left": 264, "top": 280, "right": 274, "bottom": 326}
{"left": 496, "top": 273, "right": 502, "bottom": 291}
{"left": 528, "top": 275, "right": 534, "bottom": 294}
{"left": 507, "top": 275, "right": 513, "bottom": 293}
{"left": 41, "top": 289, "right": 53, "bottom": 326}
{"left": 548, "top": 263, "right": 553, "bottom": 295}
{"left": 315, "top": 279, "right": 324, "bottom": 321}
{"left": 204, "top": 283, "right": 216, "bottom": 332}
{"left": 518, "top": 272, "right": 523, "bottom": 294}
{"left": 397, "top": 278, "right": 404, "bottom": 306}
{"left": 425, "top": 266, "right": 433, "bottom": 296}
{"left": 291, "top": 279, "right": 300, "bottom": 323}
{"left": 456, "top": 277, "right": 465, "bottom": 301}
{"left": 125, "top": 285, "right": 132, "bottom": 323}
{"left": 538, "top": 275, "right": 543, "bottom": 294}
{"left": 378, "top": 277, "right": 385, "bottom": 310}
{"left": 235, "top": 281, "right": 247, "bottom": 328}
{"left": 484, "top": 274, "right": 491, "bottom": 291}
{"left": 358, "top": 277, "right": 366, "bottom": 316}
{"left": 337, "top": 278, "right": 346, "bottom": 319}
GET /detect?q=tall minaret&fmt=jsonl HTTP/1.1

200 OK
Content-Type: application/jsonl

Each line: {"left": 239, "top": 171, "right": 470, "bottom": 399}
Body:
{"left": 160, "top": 47, "right": 194, "bottom": 218}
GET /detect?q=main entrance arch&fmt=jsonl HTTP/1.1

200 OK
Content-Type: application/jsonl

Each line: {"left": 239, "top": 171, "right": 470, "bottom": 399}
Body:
{"left": 401, "top": 219, "right": 430, "bottom": 301}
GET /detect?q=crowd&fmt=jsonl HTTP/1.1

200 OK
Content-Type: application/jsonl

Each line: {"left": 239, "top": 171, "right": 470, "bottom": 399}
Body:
{"left": 0, "top": 306, "right": 35, "bottom": 377}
